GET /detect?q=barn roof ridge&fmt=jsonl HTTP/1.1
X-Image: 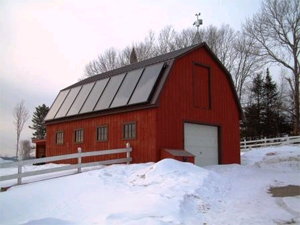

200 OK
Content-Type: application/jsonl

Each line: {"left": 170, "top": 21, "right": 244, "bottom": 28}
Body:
{"left": 63, "top": 43, "right": 204, "bottom": 90}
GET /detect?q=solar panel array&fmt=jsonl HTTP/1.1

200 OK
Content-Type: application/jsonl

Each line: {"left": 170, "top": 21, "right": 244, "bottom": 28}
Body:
{"left": 45, "top": 62, "right": 164, "bottom": 121}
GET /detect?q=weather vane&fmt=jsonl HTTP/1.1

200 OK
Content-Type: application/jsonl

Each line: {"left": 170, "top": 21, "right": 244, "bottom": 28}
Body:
{"left": 193, "top": 12, "right": 203, "bottom": 33}
{"left": 192, "top": 13, "right": 203, "bottom": 45}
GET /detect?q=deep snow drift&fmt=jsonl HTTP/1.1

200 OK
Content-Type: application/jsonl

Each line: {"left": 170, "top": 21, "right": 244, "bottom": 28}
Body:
{"left": 0, "top": 146, "right": 299, "bottom": 225}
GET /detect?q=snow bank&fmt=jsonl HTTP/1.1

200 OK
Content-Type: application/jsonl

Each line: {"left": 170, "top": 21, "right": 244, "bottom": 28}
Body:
{"left": 0, "top": 147, "right": 299, "bottom": 225}
{"left": 129, "top": 158, "right": 209, "bottom": 186}
{"left": 0, "top": 159, "right": 229, "bottom": 225}
{"left": 242, "top": 146, "right": 300, "bottom": 170}
{"left": 128, "top": 159, "right": 229, "bottom": 199}
{"left": 103, "top": 159, "right": 230, "bottom": 224}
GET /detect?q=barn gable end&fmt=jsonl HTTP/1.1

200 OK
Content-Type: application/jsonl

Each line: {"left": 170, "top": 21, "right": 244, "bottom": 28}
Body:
{"left": 156, "top": 46, "right": 241, "bottom": 164}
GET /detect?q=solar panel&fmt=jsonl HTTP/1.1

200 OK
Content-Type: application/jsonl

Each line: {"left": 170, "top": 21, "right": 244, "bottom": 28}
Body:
{"left": 45, "top": 62, "right": 165, "bottom": 121}
{"left": 110, "top": 68, "right": 144, "bottom": 108}
{"left": 129, "top": 62, "right": 164, "bottom": 105}
{"left": 55, "top": 86, "right": 81, "bottom": 118}
{"left": 94, "top": 73, "right": 125, "bottom": 111}
{"left": 67, "top": 82, "right": 94, "bottom": 116}
{"left": 44, "top": 89, "right": 70, "bottom": 121}
{"left": 80, "top": 78, "right": 109, "bottom": 114}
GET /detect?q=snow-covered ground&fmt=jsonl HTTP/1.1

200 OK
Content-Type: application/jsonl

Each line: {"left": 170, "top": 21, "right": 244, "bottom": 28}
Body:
{"left": 0, "top": 146, "right": 299, "bottom": 225}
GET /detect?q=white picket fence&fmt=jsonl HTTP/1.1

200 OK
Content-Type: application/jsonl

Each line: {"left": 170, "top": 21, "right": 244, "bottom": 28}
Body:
{"left": 0, "top": 147, "right": 132, "bottom": 186}
{"left": 240, "top": 136, "right": 300, "bottom": 152}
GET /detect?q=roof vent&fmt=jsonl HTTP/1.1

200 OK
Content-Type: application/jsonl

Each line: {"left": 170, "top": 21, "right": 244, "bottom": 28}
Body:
{"left": 130, "top": 47, "right": 138, "bottom": 64}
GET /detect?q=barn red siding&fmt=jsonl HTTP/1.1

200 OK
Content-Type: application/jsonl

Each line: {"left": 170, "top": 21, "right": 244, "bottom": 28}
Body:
{"left": 157, "top": 47, "right": 241, "bottom": 164}
{"left": 46, "top": 109, "right": 157, "bottom": 164}
{"left": 46, "top": 45, "right": 241, "bottom": 165}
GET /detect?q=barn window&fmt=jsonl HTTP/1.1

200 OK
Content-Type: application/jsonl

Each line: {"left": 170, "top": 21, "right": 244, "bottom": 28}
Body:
{"left": 56, "top": 131, "right": 64, "bottom": 144}
{"left": 75, "top": 129, "right": 84, "bottom": 143}
{"left": 123, "top": 122, "right": 136, "bottom": 140}
{"left": 97, "top": 125, "right": 108, "bottom": 142}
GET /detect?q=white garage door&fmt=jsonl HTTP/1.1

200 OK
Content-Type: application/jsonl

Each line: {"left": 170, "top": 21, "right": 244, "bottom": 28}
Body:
{"left": 184, "top": 123, "right": 219, "bottom": 166}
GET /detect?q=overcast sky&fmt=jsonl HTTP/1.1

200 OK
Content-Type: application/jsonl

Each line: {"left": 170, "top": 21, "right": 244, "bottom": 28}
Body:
{"left": 0, "top": 0, "right": 262, "bottom": 156}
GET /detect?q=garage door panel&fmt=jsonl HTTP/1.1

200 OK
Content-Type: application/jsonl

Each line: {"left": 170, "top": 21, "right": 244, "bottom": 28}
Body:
{"left": 184, "top": 123, "right": 218, "bottom": 167}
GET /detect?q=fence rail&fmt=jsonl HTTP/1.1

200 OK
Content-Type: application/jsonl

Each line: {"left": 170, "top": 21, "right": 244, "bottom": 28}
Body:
{"left": 0, "top": 147, "right": 132, "bottom": 185}
{"left": 240, "top": 136, "right": 300, "bottom": 151}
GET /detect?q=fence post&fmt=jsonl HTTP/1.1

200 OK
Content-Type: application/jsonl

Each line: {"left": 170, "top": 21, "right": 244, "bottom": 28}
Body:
{"left": 243, "top": 139, "right": 247, "bottom": 150}
{"left": 17, "top": 165, "right": 22, "bottom": 185}
{"left": 264, "top": 137, "right": 267, "bottom": 147}
{"left": 286, "top": 136, "right": 290, "bottom": 145}
{"left": 127, "top": 150, "right": 131, "bottom": 165}
{"left": 126, "top": 143, "right": 130, "bottom": 165}
{"left": 78, "top": 147, "right": 82, "bottom": 173}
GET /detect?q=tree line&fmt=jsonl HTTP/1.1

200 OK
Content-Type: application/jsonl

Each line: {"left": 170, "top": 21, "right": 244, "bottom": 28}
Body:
{"left": 242, "top": 69, "right": 292, "bottom": 138}
{"left": 83, "top": 0, "right": 299, "bottom": 137}
{"left": 84, "top": 24, "right": 259, "bottom": 103}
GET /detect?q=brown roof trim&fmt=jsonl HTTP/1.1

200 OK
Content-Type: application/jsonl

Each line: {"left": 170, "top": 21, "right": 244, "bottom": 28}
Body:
{"left": 32, "top": 139, "right": 46, "bottom": 144}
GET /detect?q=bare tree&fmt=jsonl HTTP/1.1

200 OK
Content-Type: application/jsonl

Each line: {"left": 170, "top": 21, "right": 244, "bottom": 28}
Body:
{"left": 84, "top": 48, "right": 120, "bottom": 77}
{"left": 243, "top": 0, "right": 300, "bottom": 134}
{"left": 214, "top": 25, "right": 237, "bottom": 73}
{"left": 83, "top": 31, "right": 157, "bottom": 78}
{"left": 118, "top": 46, "right": 132, "bottom": 67}
{"left": 156, "top": 25, "right": 177, "bottom": 54}
{"left": 135, "top": 30, "right": 158, "bottom": 61}
{"left": 232, "top": 33, "right": 264, "bottom": 101}
{"left": 174, "top": 28, "right": 197, "bottom": 48}
{"left": 278, "top": 69, "right": 294, "bottom": 119}
{"left": 20, "top": 139, "right": 31, "bottom": 160}
{"left": 13, "top": 100, "right": 30, "bottom": 159}
{"left": 83, "top": 25, "right": 263, "bottom": 104}
{"left": 97, "top": 48, "right": 119, "bottom": 72}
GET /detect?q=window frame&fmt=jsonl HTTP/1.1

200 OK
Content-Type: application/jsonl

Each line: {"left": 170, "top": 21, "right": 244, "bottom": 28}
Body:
{"left": 55, "top": 131, "right": 64, "bottom": 145}
{"left": 193, "top": 62, "right": 212, "bottom": 110}
{"left": 97, "top": 125, "right": 108, "bottom": 142}
{"left": 74, "top": 129, "right": 84, "bottom": 143}
{"left": 123, "top": 122, "right": 137, "bottom": 140}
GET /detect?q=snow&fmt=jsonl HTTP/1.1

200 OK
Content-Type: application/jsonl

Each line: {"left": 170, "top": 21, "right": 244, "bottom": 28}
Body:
{"left": 241, "top": 146, "right": 300, "bottom": 170}
{"left": 0, "top": 158, "right": 13, "bottom": 164}
{"left": 0, "top": 145, "right": 299, "bottom": 225}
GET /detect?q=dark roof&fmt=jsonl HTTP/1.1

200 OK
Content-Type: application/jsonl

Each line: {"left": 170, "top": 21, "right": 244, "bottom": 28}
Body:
{"left": 63, "top": 44, "right": 200, "bottom": 90}
{"left": 45, "top": 42, "right": 243, "bottom": 122}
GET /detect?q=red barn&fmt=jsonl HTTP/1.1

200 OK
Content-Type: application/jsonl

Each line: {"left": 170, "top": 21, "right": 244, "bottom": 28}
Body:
{"left": 44, "top": 43, "right": 242, "bottom": 166}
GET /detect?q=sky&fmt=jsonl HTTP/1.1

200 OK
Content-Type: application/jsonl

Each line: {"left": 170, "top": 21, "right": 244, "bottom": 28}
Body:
{"left": 0, "top": 0, "right": 262, "bottom": 156}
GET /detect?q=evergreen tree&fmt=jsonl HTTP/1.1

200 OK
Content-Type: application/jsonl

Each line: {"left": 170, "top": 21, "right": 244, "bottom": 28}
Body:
{"left": 242, "top": 73, "right": 264, "bottom": 138}
{"left": 29, "top": 104, "right": 49, "bottom": 139}
{"left": 242, "top": 69, "right": 293, "bottom": 139}
{"left": 262, "top": 69, "right": 279, "bottom": 137}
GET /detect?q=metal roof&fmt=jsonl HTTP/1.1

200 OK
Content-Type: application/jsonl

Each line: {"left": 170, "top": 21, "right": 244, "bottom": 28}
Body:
{"left": 45, "top": 44, "right": 203, "bottom": 122}
{"left": 44, "top": 42, "right": 244, "bottom": 122}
